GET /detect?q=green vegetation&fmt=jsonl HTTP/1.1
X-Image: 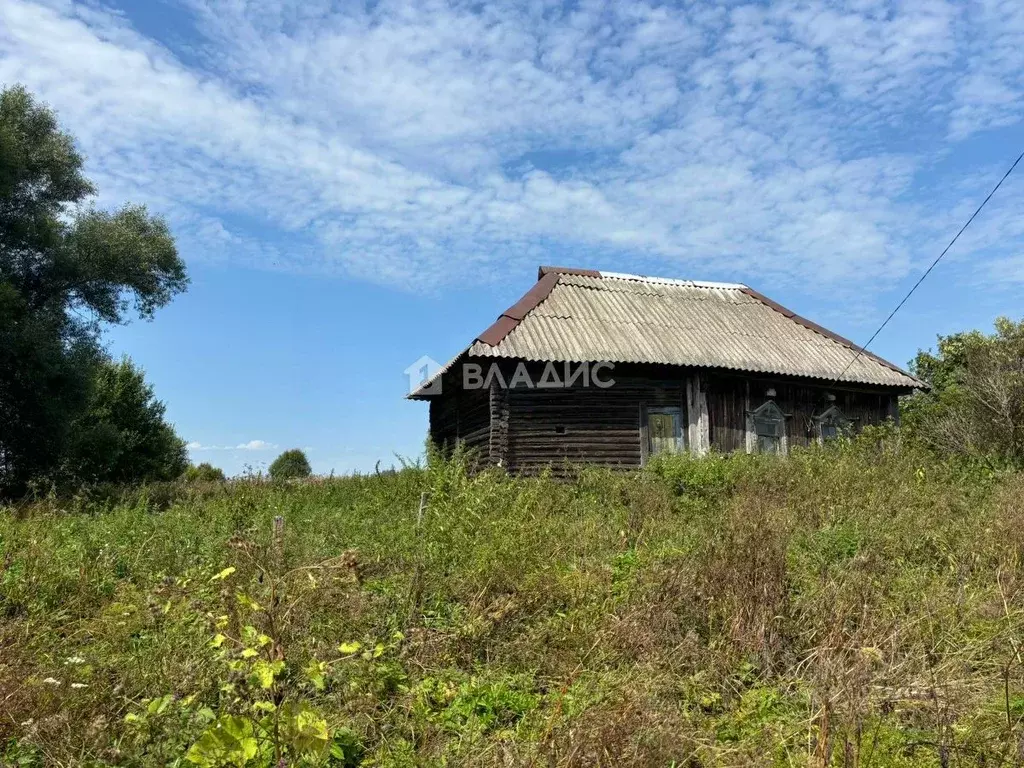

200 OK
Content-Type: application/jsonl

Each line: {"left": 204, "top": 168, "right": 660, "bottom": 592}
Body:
{"left": 66, "top": 357, "right": 188, "bottom": 486}
{"left": 4, "top": 432, "right": 1024, "bottom": 766}
{"left": 903, "top": 317, "right": 1024, "bottom": 468}
{"left": 0, "top": 85, "right": 187, "bottom": 498}
{"left": 270, "top": 449, "right": 313, "bottom": 481}
{"left": 184, "top": 463, "right": 228, "bottom": 484}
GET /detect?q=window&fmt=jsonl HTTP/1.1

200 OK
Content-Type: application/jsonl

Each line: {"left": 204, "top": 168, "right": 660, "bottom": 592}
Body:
{"left": 750, "top": 401, "right": 786, "bottom": 455}
{"left": 815, "top": 406, "right": 849, "bottom": 443}
{"left": 645, "top": 406, "right": 684, "bottom": 456}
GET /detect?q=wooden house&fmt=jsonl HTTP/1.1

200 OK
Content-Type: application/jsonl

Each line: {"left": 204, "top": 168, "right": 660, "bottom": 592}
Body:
{"left": 409, "top": 266, "right": 925, "bottom": 472}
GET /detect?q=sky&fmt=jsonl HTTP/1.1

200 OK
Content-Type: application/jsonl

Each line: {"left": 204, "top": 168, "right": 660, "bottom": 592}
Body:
{"left": 2, "top": 0, "right": 1023, "bottom": 475}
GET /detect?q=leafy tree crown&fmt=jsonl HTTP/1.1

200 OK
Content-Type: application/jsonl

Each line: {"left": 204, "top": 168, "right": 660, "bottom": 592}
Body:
{"left": 269, "top": 449, "right": 312, "bottom": 481}
{"left": 0, "top": 85, "right": 188, "bottom": 497}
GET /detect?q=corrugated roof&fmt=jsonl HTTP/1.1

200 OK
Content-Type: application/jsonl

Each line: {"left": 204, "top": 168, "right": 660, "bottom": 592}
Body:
{"left": 410, "top": 267, "right": 924, "bottom": 396}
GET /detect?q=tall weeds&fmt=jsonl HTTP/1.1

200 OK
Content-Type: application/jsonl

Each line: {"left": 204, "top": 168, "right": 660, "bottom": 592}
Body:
{"left": 1, "top": 431, "right": 1023, "bottom": 765}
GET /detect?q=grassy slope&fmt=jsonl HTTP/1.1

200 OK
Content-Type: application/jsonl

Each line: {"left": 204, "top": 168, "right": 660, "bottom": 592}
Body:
{"left": 2, "top": 431, "right": 1024, "bottom": 767}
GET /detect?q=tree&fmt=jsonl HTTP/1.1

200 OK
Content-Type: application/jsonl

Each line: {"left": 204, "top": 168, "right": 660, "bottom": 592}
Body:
{"left": 65, "top": 357, "right": 188, "bottom": 485}
{"left": 0, "top": 85, "right": 187, "bottom": 496}
{"left": 269, "top": 449, "right": 312, "bottom": 480}
{"left": 183, "top": 462, "right": 227, "bottom": 483}
{"left": 903, "top": 317, "right": 1024, "bottom": 467}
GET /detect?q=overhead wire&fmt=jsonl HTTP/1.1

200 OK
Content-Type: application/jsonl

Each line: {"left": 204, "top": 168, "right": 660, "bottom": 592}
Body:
{"left": 837, "top": 149, "right": 1024, "bottom": 382}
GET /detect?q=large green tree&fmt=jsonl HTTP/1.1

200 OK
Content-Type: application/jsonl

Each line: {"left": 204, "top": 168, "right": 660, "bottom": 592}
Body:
{"left": 0, "top": 85, "right": 187, "bottom": 496}
{"left": 903, "top": 317, "right": 1024, "bottom": 467}
{"left": 65, "top": 357, "right": 189, "bottom": 485}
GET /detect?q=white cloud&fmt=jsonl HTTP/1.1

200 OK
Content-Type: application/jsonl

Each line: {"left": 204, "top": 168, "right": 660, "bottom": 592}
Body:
{"left": 236, "top": 440, "right": 276, "bottom": 451}
{"left": 0, "top": 0, "right": 1022, "bottom": 304}
{"left": 187, "top": 440, "right": 277, "bottom": 451}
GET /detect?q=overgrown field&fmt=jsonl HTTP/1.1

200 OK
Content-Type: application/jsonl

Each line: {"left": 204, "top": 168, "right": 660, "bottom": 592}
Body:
{"left": 3, "top": 432, "right": 1024, "bottom": 767}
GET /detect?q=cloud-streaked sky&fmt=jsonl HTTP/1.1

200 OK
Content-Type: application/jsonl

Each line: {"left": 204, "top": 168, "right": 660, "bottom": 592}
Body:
{"left": 2, "top": 0, "right": 1023, "bottom": 474}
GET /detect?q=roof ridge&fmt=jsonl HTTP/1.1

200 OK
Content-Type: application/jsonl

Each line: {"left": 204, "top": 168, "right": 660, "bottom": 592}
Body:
{"left": 538, "top": 265, "right": 747, "bottom": 290}
{"left": 598, "top": 271, "right": 748, "bottom": 290}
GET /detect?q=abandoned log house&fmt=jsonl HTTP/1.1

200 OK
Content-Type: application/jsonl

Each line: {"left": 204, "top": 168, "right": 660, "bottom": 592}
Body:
{"left": 409, "top": 266, "right": 925, "bottom": 472}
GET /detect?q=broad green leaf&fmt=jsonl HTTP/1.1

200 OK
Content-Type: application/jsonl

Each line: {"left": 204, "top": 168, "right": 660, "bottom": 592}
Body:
{"left": 236, "top": 593, "right": 263, "bottom": 611}
{"left": 147, "top": 695, "right": 171, "bottom": 715}
{"left": 337, "top": 641, "right": 361, "bottom": 655}
{"left": 250, "top": 660, "right": 285, "bottom": 689}
{"left": 185, "top": 715, "right": 257, "bottom": 767}
{"left": 241, "top": 626, "right": 259, "bottom": 644}
{"left": 280, "top": 702, "right": 330, "bottom": 757}
{"left": 305, "top": 659, "right": 325, "bottom": 691}
{"left": 211, "top": 567, "right": 236, "bottom": 581}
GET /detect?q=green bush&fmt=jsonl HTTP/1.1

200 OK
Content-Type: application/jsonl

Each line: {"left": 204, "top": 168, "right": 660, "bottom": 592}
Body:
{"left": 183, "top": 463, "right": 226, "bottom": 483}
{"left": 269, "top": 449, "right": 312, "bottom": 480}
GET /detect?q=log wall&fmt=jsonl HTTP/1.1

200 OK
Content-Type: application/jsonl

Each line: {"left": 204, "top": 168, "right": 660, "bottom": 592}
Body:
{"left": 505, "top": 374, "right": 686, "bottom": 473}
{"left": 427, "top": 377, "right": 491, "bottom": 459}
{"left": 425, "top": 359, "right": 903, "bottom": 470}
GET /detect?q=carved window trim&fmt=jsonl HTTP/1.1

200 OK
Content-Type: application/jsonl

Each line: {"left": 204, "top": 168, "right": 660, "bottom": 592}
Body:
{"left": 813, "top": 405, "right": 853, "bottom": 444}
{"left": 747, "top": 400, "right": 788, "bottom": 455}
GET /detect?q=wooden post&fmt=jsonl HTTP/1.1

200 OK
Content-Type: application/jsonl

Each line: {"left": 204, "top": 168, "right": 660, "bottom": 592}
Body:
{"left": 272, "top": 515, "right": 284, "bottom": 567}
{"left": 639, "top": 404, "right": 649, "bottom": 465}
{"left": 488, "top": 377, "right": 509, "bottom": 469}
{"left": 687, "top": 373, "right": 710, "bottom": 456}
{"left": 744, "top": 380, "right": 756, "bottom": 454}
{"left": 416, "top": 492, "right": 429, "bottom": 528}
{"left": 408, "top": 492, "right": 430, "bottom": 623}
{"left": 886, "top": 394, "right": 900, "bottom": 425}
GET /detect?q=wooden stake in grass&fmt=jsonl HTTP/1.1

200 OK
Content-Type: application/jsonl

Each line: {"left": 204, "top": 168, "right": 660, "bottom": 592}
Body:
{"left": 273, "top": 515, "right": 284, "bottom": 568}
{"left": 416, "top": 492, "right": 428, "bottom": 528}
{"left": 407, "top": 493, "right": 430, "bottom": 623}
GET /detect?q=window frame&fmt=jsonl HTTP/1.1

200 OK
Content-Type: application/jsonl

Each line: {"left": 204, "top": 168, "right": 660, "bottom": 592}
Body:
{"left": 746, "top": 400, "right": 789, "bottom": 455}
{"left": 813, "top": 405, "right": 853, "bottom": 444}
{"left": 641, "top": 404, "right": 686, "bottom": 460}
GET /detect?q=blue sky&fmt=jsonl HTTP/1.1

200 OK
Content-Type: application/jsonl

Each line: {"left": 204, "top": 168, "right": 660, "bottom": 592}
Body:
{"left": 2, "top": 0, "right": 1023, "bottom": 475}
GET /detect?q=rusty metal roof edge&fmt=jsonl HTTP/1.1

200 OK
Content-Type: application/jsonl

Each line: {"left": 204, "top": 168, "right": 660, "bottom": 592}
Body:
{"left": 475, "top": 270, "right": 562, "bottom": 347}
{"left": 538, "top": 265, "right": 602, "bottom": 280}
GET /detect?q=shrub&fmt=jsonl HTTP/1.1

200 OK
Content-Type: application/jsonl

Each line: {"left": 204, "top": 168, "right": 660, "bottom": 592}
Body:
{"left": 183, "top": 463, "right": 226, "bottom": 483}
{"left": 269, "top": 449, "right": 312, "bottom": 480}
{"left": 904, "top": 316, "right": 1024, "bottom": 468}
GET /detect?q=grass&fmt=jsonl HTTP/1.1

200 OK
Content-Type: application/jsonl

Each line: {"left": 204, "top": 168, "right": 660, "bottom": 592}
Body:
{"left": 2, "top": 429, "right": 1024, "bottom": 766}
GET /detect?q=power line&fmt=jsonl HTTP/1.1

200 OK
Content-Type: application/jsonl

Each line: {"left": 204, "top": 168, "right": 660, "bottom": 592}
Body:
{"left": 838, "top": 149, "right": 1024, "bottom": 382}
